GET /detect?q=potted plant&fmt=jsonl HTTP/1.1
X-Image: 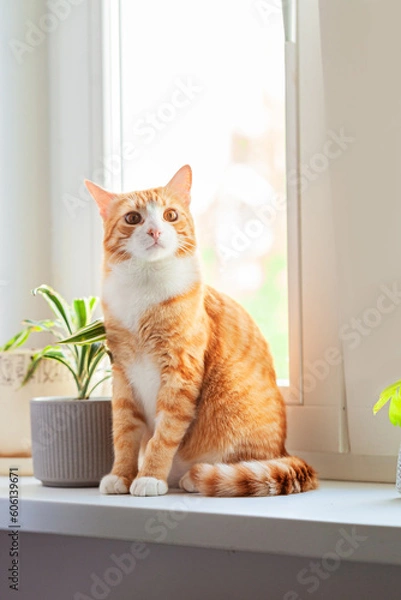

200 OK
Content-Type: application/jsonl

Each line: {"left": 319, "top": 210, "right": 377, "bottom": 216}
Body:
{"left": 373, "top": 382, "right": 401, "bottom": 492}
{"left": 24, "top": 285, "right": 113, "bottom": 487}
{"left": 0, "top": 311, "right": 76, "bottom": 475}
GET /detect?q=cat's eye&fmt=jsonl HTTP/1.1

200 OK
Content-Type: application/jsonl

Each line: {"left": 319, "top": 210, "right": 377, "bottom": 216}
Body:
{"left": 124, "top": 212, "right": 142, "bottom": 225}
{"left": 163, "top": 209, "right": 178, "bottom": 222}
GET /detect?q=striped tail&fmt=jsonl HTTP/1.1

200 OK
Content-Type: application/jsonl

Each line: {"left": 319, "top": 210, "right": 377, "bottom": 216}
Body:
{"left": 180, "top": 456, "right": 318, "bottom": 497}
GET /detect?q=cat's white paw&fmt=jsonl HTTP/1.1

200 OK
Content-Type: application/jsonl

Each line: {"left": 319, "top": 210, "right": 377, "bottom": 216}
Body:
{"left": 179, "top": 471, "right": 198, "bottom": 493}
{"left": 130, "top": 477, "right": 168, "bottom": 497}
{"left": 99, "top": 474, "right": 129, "bottom": 495}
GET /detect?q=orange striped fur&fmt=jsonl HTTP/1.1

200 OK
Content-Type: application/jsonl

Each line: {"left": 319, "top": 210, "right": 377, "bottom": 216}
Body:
{"left": 85, "top": 166, "right": 317, "bottom": 497}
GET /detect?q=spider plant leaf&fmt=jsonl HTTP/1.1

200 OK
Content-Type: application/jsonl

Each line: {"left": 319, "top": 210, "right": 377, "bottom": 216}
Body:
{"left": 0, "top": 318, "right": 58, "bottom": 351}
{"left": 88, "top": 296, "right": 99, "bottom": 314}
{"left": 87, "top": 342, "right": 103, "bottom": 365}
{"left": 59, "top": 319, "right": 106, "bottom": 345}
{"left": 22, "top": 319, "right": 57, "bottom": 331}
{"left": 86, "top": 373, "right": 112, "bottom": 398}
{"left": 80, "top": 346, "right": 109, "bottom": 398}
{"left": 0, "top": 328, "right": 31, "bottom": 352}
{"left": 72, "top": 298, "right": 90, "bottom": 330}
{"left": 21, "top": 346, "right": 79, "bottom": 390}
{"left": 72, "top": 297, "right": 99, "bottom": 330}
{"left": 22, "top": 319, "right": 65, "bottom": 340}
{"left": 32, "top": 285, "right": 74, "bottom": 335}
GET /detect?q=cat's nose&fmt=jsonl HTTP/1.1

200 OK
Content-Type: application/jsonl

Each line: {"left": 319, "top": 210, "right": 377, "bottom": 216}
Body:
{"left": 147, "top": 228, "right": 161, "bottom": 241}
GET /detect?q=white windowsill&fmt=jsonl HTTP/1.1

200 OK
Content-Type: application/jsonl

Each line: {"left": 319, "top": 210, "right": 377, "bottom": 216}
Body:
{"left": 1, "top": 477, "right": 400, "bottom": 565}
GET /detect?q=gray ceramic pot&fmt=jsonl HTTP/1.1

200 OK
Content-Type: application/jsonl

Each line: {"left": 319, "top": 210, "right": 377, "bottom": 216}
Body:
{"left": 30, "top": 397, "right": 113, "bottom": 487}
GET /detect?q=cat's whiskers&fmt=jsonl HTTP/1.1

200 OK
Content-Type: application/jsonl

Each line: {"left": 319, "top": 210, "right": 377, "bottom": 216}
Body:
{"left": 177, "top": 238, "right": 196, "bottom": 255}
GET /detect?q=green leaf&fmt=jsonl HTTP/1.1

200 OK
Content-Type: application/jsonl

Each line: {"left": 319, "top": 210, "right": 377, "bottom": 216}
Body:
{"left": 72, "top": 298, "right": 90, "bottom": 330}
{"left": 59, "top": 319, "right": 106, "bottom": 345}
{"left": 22, "top": 319, "right": 57, "bottom": 331}
{"left": 72, "top": 297, "right": 99, "bottom": 330}
{"left": 80, "top": 346, "right": 109, "bottom": 398}
{"left": 389, "top": 396, "right": 401, "bottom": 427}
{"left": 32, "top": 285, "right": 74, "bottom": 335}
{"left": 86, "top": 373, "right": 112, "bottom": 398}
{"left": 0, "top": 328, "right": 31, "bottom": 352}
{"left": 21, "top": 346, "right": 79, "bottom": 390}
{"left": 14, "top": 286, "right": 107, "bottom": 397}
{"left": 88, "top": 296, "right": 99, "bottom": 314}
{"left": 373, "top": 379, "right": 401, "bottom": 415}
{"left": 0, "top": 318, "right": 59, "bottom": 351}
{"left": 85, "top": 343, "right": 103, "bottom": 375}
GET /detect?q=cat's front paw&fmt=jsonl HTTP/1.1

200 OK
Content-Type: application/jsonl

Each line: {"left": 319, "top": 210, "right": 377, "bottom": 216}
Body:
{"left": 99, "top": 473, "right": 130, "bottom": 494}
{"left": 130, "top": 476, "right": 168, "bottom": 497}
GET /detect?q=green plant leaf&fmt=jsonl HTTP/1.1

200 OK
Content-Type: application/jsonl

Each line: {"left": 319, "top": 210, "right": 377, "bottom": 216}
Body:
{"left": 72, "top": 298, "right": 89, "bottom": 330}
{"left": 86, "top": 373, "right": 112, "bottom": 398}
{"left": 22, "top": 318, "right": 57, "bottom": 331}
{"left": 80, "top": 346, "right": 109, "bottom": 398}
{"left": 0, "top": 328, "right": 31, "bottom": 352}
{"left": 72, "top": 296, "right": 99, "bottom": 330}
{"left": 21, "top": 346, "right": 79, "bottom": 390}
{"left": 21, "top": 318, "right": 64, "bottom": 339}
{"left": 0, "top": 318, "right": 59, "bottom": 351}
{"left": 373, "top": 379, "right": 401, "bottom": 414}
{"left": 59, "top": 319, "right": 106, "bottom": 345}
{"left": 389, "top": 395, "right": 401, "bottom": 427}
{"left": 85, "top": 342, "right": 103, "bottom": 374}
{"left": 88, "top": 296, "right": 99, "bottom": 314}
{"left": 7, "top": 285, "right": 107, "bottom": 398}
{"left": 32, "top": 285, "right": 74, "bottom": 335}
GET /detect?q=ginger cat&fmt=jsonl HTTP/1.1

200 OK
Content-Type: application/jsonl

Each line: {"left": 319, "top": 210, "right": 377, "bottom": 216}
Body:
{"left": 85, "top": 166, "right": 317, "bottom": 497}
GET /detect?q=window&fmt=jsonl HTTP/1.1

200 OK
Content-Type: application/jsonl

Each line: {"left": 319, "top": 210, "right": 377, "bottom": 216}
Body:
{"left": 45, "top": 0, "right": 400, "bottom": 482}
{"left": 105, "top": 0, "right": 305, "bottom": 403}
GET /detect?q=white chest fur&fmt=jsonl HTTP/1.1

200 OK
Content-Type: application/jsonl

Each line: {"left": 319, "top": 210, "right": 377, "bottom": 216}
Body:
{"left": 127, "top": 355, "right": 160, "bottom": 429}
{"left": 102, "top": 254, "right": 200, "bottom": 332}
{"left": 103, "top": 254, "right": 201, "bottom": 430}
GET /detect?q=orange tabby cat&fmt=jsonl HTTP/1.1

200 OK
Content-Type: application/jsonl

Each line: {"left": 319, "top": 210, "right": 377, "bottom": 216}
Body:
{"left": 85, "top": 166, "right": 317, "bottom": 497}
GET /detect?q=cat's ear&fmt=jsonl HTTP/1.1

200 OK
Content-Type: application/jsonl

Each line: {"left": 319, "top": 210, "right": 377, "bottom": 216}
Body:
{"left": 165, "top": 165, "right": 192, "bottom": 205}
{"left": 84, "top": 180, "right": 115, "bottom": 219}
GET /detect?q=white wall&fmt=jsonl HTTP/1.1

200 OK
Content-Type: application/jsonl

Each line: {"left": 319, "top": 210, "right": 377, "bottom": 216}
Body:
{"left": 318, "top": 0, "right": 401, "bottom": 455}
{"left": 48, "top": 0, "right": 104, "bottom": 301}
{"left": 288, "top": 0, "right": 401, "bottom": 473}
{"left": 0, "top": 1, "right": 52, "bottom": 342}
{"left": 0, "top": 0, "right": 104, "bottom": 346}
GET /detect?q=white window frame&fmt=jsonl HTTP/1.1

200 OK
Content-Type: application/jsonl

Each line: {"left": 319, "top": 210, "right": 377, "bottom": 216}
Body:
{"left": 284, "top": 0, "right": 350, "bottom": 467}
{"left": 286, "top": 0, "right": 399, "bottom": 482}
